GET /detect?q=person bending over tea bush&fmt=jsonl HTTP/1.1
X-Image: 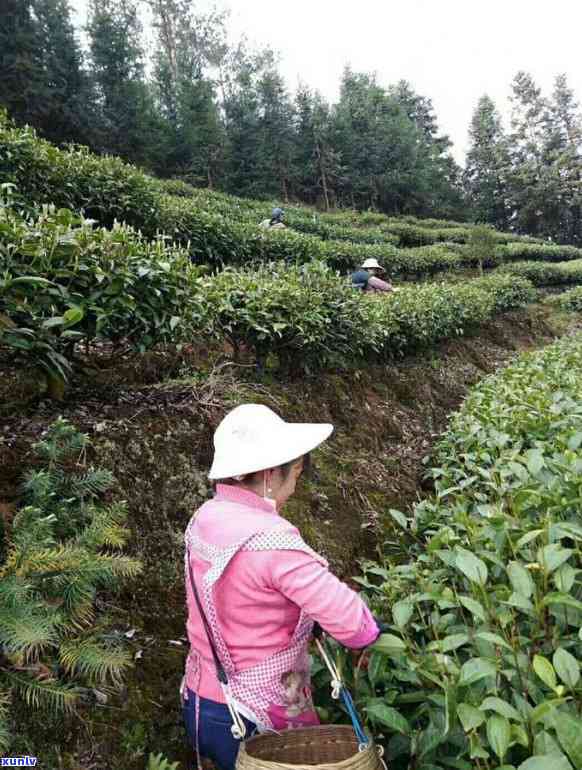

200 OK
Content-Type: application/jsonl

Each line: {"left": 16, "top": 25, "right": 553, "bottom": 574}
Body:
{"left": 260, "top": 207, "right": 287, "bottom": 231}
{"left": 351, "top": 258, "right": 398, "bottom": 293}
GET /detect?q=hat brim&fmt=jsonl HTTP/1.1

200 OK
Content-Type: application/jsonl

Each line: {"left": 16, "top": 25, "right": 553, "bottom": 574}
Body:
{"left": 208, "top": 422, "right": 333, "bottom": 480}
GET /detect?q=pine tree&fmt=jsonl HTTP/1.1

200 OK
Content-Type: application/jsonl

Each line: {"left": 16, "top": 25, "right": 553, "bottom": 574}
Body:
{"left": 507, "top": 71, "right": 557, "bottom": 237}
{"left": 0, "top": 419, "right": 141, "bottom": 750}
{"left": 464, "top": 95, "right": 511, "bottom": 229}
{"left": 221, "top": 42, "right": 273, "bottom": 198}
{"left": 546, "top": 74, "right": 582, "bottom": 244}
{"left": 391, "top": 80, "right": 465, "bottom": 219}
{"left": 294, "top": 86, "right": 340, "bottom": 208}
{"left": 87, "top": 0, "right": 163, "bottom": 166}
{"left": 149, "top": 0, "right": 227, "bottom": 183}
{"left": 0, "top": 0, "right": 90, "bottom": 145}
{"left": 256, "top": 66, "right": 296, "bottom": 201}
{"left": 333, "top": 69, "right": 438, "bottom": 214}
{"left": 391, "top": 79, "right": 439, "bottom": 142}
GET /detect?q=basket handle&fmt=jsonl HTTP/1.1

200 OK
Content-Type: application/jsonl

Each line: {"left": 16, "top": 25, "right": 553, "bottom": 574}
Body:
{"left": 314, "top": 635, "right": 370, "bottom": 749}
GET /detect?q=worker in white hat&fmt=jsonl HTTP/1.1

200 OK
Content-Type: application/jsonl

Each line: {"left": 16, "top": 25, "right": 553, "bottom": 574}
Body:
{"left": 351, "top": 258, "right": 397, "bottom": 293}
{"left": 181, "top": 404, "right": 381, "bottom": 770}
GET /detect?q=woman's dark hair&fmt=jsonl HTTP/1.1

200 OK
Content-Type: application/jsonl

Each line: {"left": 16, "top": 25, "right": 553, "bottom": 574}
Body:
{"left": 220, "top": 452, "right": 312, "bottom": 487}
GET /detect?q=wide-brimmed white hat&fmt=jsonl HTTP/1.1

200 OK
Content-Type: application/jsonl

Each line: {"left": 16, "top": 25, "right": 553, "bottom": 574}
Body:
{"left": 361, "top": 258, "right": 384, "bottom": 271}
{"left": 208, "top": 404, "right": 333, "bottom": 480}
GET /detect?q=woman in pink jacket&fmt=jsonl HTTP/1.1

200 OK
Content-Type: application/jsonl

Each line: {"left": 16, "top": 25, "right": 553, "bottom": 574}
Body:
{"left": 182, "top": 404, "right": 381, "bottom": 770}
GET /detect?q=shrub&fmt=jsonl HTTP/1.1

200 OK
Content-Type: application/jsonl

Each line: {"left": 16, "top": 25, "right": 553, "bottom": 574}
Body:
{"left": 320, "top": 240, "right": 401, "bottom": 274}
{"left": 201, "top": 261, "right": 370, "bottom": 372}
{"left": 466, "top": 224, "right": 498, "bottom": 275}
{"left": 201, "top": 263, "right": 535, "bottom": 371}
{"left": 0, "top": 419, "right": 141, "bottom": 751}
{"left": 0, "top": 200, "right": 205, "bottom": 396}
{"left": 470, "top": 274, "right": 537, "bottom": 311}
{"left": 498, "top": 260, "right": 582, "bottom": 286}
{"left": 2, "top": 113, "right": 556, "bottom": 278}
{"left": 319, "top": 243, "right": 464, "bottom": 278}
{"left": 317, "top": 335, "right": 582, "bottom": 769}
{"left": 554, "top": 286, "right": 582, "bottom": 312}
{"left": 360, "top": 275, "right": 533, "bottom": 358}
{"left": 0, "top": 113, "right": 157, "bottom": 230}
{"left": 498, "top": 243, "right": 582, "bottom": 263}
{"left": 290, "top": 217, "right": 401, "bottom": 247}
{"left": 394, "top": 245, "right": 464, "bottom": 277}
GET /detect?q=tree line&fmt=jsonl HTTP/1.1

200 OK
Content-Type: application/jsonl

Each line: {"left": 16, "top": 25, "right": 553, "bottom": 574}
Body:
{"left": 1, "top": 0, "right": 581, "bottom": 242}
{"left": 465, "top": 74, "right": 582, "bottom": 244}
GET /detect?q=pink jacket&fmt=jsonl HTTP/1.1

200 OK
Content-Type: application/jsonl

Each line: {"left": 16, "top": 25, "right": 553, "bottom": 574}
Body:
{"left": 366, "top": 276, "right": 394, "bottom": 293}
{"left": 184, "top": 484, "right": 379, "bottom": 704}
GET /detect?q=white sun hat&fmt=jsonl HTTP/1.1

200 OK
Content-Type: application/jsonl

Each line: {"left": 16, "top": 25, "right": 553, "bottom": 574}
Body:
{"left": 208, "top": 404, "right": 333, "bottom": 480}
{"left": 361, "top": 258, "right": 384, "bottom": 271}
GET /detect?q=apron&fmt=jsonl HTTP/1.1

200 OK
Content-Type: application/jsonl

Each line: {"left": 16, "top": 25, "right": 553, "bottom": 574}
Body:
{"left": 184, "top": 521, "right": 328, "bottom": 732}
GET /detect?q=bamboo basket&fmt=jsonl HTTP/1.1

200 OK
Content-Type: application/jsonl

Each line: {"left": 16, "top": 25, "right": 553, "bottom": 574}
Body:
{"left": 236, "top": 726, "right": 385, "bottom": 770}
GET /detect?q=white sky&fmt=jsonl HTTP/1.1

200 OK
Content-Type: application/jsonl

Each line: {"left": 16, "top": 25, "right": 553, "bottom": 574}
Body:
{"left": 69, "top": 0, "right": 582, "bottom": 164}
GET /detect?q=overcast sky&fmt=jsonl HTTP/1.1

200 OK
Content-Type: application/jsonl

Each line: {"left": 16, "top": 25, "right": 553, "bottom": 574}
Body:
{"left": 70, "top": 0, "right": 582, "bottom": 164}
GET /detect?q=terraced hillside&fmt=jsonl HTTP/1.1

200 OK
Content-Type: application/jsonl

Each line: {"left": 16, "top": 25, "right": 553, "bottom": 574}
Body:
{"left": 2, "top": 112, "right": 582, "bottom": 770}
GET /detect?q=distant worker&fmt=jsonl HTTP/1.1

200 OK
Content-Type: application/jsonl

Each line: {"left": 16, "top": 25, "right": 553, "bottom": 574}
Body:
{"left": 260, "top": 207, "right": 287, "bottom": 230}
{"left": 351, "top": 258, "right": 396, "bottom": 293}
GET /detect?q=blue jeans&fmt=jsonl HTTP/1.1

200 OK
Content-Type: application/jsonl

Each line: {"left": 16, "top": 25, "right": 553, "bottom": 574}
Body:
{"left": 183, "top": 688, "right": 257, "bottom": 770}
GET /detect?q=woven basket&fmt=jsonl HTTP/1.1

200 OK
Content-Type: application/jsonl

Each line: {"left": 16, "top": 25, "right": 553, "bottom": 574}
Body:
{"left": 236, "top": 726, "right": 385, "bottom": 770}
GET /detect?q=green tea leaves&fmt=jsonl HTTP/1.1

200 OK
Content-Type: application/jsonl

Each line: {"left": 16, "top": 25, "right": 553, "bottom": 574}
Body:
{"left": 507, "top": 561, "right": 535, "bottom": 599}
{"left": 458, "top": 703, "right": 486, "bottom": 732}
{"left": 553, "top": 649, "right": 580, "bottom": 690}
{"left": 487, "top": 714, "right": 511, "bottom": 761}
{"left": 366, "top": 703, "right": 410, "bottom": 735}
{"left": 533, "top": 655, "right": 557, "bottom": 691}
{"left": 372, "top": 633, "right": 407, "bottom": 656}
{"left": 455, "top": 547, "right": 488, "bottom": 586}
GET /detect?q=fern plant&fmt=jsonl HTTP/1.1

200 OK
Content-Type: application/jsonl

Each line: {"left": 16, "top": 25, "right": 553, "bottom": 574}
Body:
{"left": 0, "top": 419, "right": 142, "bottom": 751}
{"left": 147, "top": 753, "right": 181, "bottom": 770}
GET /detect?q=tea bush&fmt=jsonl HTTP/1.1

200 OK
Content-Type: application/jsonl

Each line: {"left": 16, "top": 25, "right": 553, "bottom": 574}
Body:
{"left": 554, "top": 286, "right": 582, "bottom": 312}
{"left": 329, "top": 335, "right": 582, "bottom": 769}
{"left": 499, "top": 260, "right": 582, "bottom": 287}
{"left": 498, "top": 243, "right": 582, "bottom": 263}
{"left": 2, "top": 113, "right": 562, "bottom": 279}
{"left": 0, "top": 420, "right": 141, "bottom": 751}
{"left": 359, "top": 274, "right": 535, "bottom": 358}
{"left": 201, "top": 265, "right": 535, "bottom": 371}
{"left": 0, "top": 200, "right": 205, "bottom": 395}
{"left": 200, "top": 261, "right": 370, "bottom": 372}
{"left": 291, "top": 217, "right": 401, "bottom": 247}
{"left": 0, "top": 114, "right": 157, "bottom": 230}
{"left": 154, "top": 194, "right": 325, "bottom": 266}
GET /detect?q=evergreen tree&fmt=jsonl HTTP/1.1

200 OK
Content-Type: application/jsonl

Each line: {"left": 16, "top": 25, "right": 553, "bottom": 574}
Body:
{"left": 294, "top": 86, "right": 341, "bottom": 208}
{"left": 256, "top": 66, "right": 296, "bottom": 201}
{"left": 546, "top": 74, "right": 582, "bottom": 243}
{"left": 391, "top": 79, "right": 439, "bottom": 142}
{"left": 391, "top": 80, "right": 466, "bottom": 219}
{"left": 221, "top": 42, "right": 273, "bottom": 198}
{"left": 507, "top": 71, "right": 557, "bottom": 237}
{"left": 87, "top": 0, "right": 163, "bottom": 166}
{"left": 464, "top": 95, "right": 511, "bottom": 229}
{"left": 149, "top": 0, "right": 226, "bottom": 183}
{"left": 331, "top": 68, "right": 462, "bottom": 216}
{"left": 0, "top": 0, "right": 90, "bottom": 145}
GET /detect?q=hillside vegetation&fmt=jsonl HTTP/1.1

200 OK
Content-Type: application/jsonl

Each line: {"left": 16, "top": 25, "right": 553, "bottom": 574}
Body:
{"left": 2, "top": 107, "right": 582, "bottom": 770}
{"left": 344, "top": 334, "right": 582, "bottom": 769}
{"left": 4, "top": 115, "right": 582, "bottom": 400}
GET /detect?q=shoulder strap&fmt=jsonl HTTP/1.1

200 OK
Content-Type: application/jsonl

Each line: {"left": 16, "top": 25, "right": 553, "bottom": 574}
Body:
{"left": 186, "top": 549, "right": 228, "bottom": 686}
